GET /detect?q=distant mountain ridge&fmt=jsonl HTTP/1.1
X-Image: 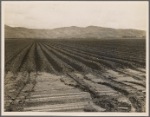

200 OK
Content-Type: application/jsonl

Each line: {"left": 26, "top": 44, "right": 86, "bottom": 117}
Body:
{"left": 5, "top": 25, "right": 146, "bottom": 39}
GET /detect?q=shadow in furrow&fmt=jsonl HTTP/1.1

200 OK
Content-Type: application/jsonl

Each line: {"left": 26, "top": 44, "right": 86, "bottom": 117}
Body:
{"left": 34, "top": 42, "right": 41, "bottom": 72}
{"left": 43, "top": 44, "right": 85, "bottom": 72}
{"left": 15, "top": 44, "right": 34, "bottom": 72}
{"left": 39, "top": 44, "right": 63, "bottom": 73}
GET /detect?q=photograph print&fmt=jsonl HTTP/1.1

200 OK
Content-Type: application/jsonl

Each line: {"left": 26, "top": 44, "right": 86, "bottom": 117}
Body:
{"left": 1, "top": 1, "right": 149, "bottom": 116}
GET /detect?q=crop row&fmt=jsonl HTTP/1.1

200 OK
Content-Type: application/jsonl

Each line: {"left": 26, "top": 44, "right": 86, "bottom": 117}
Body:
{"left": 5, "top": 39, "right": 146, "bottom": 73}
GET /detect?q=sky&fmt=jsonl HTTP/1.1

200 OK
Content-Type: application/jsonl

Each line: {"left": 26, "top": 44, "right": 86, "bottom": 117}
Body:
{"left": 2, "top": 1, "right": 148, "bottom": 30}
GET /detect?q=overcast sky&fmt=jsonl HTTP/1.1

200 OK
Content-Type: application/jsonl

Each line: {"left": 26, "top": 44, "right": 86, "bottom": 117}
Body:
{"left": 3, "top": 1, "right": 148, "bottom": 30}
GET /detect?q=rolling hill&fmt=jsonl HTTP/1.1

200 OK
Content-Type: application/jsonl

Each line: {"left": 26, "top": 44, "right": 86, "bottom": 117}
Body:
{"left": 5, "top": 25, "right": 146, "bottom": 39}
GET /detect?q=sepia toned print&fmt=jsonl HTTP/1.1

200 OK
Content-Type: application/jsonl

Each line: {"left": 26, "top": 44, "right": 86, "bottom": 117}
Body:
{"left": 2, "top": 1, "right": 149, "bottom": 116}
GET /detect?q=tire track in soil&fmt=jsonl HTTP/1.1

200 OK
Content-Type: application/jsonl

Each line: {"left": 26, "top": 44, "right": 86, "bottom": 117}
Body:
{"left": 96, "top": 73, "right": 145, "bottom": 112}
{"left": 66, "top": 73, "right": 132, "bottom": 112}
{"left": 16, "top": 73, "right": 37, "bottom": 111}
{"left": 5, "top": 72, "right": 30, "bottom": 111}
{"left": 123, "top": 81, "right": 145, "bottom": 88}
{"left": 22, "top": 73, "right": 95, "bottom": 112}
{"left": 117, "top": 70, "right": 145, "bottom": 81}
{"left": 68, "top": 70, "right": 145, "bottom": 112}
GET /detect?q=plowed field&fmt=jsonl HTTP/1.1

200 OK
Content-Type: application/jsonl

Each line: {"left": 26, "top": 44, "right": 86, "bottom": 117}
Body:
{"left": 5, "top": 39, "right": 146, "bottom": 112}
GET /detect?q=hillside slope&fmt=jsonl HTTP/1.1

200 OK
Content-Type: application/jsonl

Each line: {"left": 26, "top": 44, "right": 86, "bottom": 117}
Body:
{"left": 5, "top": 25, "right": 146, "bottom": 39}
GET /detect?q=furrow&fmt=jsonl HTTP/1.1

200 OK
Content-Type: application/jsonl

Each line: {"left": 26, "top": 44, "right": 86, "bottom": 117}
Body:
{"left": 42, "top": 43, "right": 92, "bottom": 73}
{"left": 35, "top": 43, "right": 57, "bottom": 73}
{"left": 49, "top": 41, "right": 144, "bottom": 69}
{"left": 39, "top": 43, "right": 75, "bottom": 73}
{"left": 20, "top": 43, "right": 36, "bottom": 72}
{"left": 45, "top": 43, "right": 119, "bottom": 69}
{"left": 6, "top": 43, "right": 34, "bottom": 73}
{"left": 44, "top": 43, "right": 103, "bottom": 71}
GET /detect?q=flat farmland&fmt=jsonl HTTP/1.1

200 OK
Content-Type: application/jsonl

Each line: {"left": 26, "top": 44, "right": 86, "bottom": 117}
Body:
{"left": 5, "top": 39, "right": 146, "bottom": 112}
